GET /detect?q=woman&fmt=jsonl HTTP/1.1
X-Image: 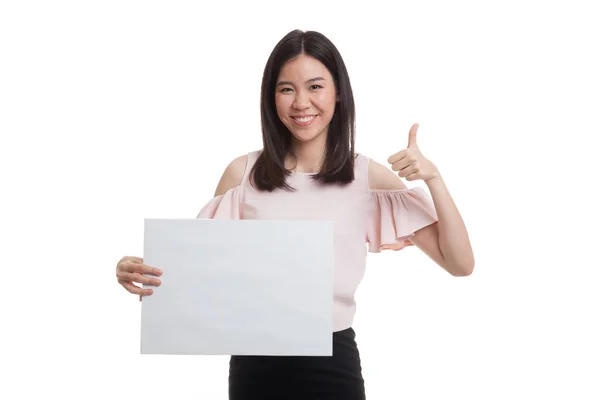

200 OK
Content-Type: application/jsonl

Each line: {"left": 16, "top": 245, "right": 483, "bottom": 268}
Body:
{"left": 116, "top": 29, "right": 474, "bottom": 399}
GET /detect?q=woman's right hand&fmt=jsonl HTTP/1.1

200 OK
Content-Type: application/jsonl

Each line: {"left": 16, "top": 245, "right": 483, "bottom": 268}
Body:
{"left": 116, "top": 256, "right": 163, "bottom": 301}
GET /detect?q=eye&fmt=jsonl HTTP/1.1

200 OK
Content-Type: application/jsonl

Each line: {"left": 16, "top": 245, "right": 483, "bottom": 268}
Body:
{"left": 279, "top": 87, "right": 293, "bottom": 93}
{"left": 310, "top": 84, "right": 323, "bottom": 90}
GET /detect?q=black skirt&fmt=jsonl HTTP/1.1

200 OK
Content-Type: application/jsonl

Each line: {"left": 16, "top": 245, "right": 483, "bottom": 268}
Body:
{"left": 228, "top": 327, "right": 366, "bottom": 400}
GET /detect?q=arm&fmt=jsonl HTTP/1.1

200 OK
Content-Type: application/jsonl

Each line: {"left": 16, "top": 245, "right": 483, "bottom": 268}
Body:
{"left": 422, "top": 174, "right": 474, "bottom": 276}
{"left": 368, "top": 159, "right": 474, "bottom": 276}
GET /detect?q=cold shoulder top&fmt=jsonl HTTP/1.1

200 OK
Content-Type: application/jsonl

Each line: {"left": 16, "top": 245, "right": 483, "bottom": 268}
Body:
{"left": 197, "top": 150, "right": 438, "bottom": 331}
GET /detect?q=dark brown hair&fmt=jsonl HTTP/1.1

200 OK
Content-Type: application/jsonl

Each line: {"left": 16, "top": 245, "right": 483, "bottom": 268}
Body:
{"left": 251, "top": 29, "right": 356, "bottom": 192}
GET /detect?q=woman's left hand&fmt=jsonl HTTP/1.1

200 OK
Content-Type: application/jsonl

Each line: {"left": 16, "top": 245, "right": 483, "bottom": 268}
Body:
{"left": 387, "top": 123, "right": 440, "bottom": 182}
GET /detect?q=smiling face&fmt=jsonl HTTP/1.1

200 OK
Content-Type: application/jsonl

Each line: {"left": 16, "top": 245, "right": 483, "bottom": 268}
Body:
{"left": 275, "top": 54, "right": 337, "bottom": 145}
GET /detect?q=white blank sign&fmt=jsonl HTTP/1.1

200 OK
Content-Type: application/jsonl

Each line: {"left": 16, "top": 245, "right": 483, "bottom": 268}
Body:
{"left": 140, "top": 219, "right": 334, "bottom": 356}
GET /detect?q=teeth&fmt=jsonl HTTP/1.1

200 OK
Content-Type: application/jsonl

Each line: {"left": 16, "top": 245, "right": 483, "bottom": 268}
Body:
{"left": 295, "top": 116, "right": 314, "bottom": 123}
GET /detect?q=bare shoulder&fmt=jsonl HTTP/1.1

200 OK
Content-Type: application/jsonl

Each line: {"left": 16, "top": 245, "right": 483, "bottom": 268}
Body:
{"left": 367, "top": 157, "right": 408, "bottom": 190}
{"left": 214, "top": 154, "right": 248, "bottom": 196}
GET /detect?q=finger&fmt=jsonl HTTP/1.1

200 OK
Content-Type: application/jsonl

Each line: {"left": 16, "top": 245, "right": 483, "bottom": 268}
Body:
{"left": 403, "top": 164, "right": 421, "bottom": 180}
{"left": 119, "top": 280, "right": 154, "bottom": 296}
{"left": 387, "top": 149, "right": 407, "bottom": 165}
{"left": 117, "top": 271, "right": 161, "bottom": 286}
{"left": 406, "top": 171, "right": 419, "bottom": 181}
{"left": 119, "top": 256, "right": 143, "bottom": 268}
{"left": 121, "top": 255, "right": 143, "bottom": 263}
{"left": 391, "top": 157, "right": 414, "bottom": 172}
{"left": 398, "top": 162, "right": 419, "bottom": 178}
{"left": 408, "top": 123, "right": 419, "bottom": 148}
{"left": 119, "top": 262, "right": 163, "bottom": 276}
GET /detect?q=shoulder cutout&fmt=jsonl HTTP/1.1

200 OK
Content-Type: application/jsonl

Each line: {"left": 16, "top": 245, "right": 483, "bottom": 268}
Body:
{"left": 368, "top": 158, "right": 408, "bottom": 191}
{"left": 214, "top": 154, "right": 248, "bottom": 196}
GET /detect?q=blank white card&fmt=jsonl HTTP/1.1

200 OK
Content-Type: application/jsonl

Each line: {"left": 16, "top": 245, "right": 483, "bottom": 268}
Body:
{"left": 140, "top": 219, "right": 334, "bottom": 356}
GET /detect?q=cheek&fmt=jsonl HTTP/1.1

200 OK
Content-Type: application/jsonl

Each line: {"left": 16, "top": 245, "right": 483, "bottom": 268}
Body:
{"left": 316, "top": 92, "right": 337, "bottom": 114}
{"left": 275, "top": 96, "right": 285, "bottom": 119}
{"left": 274, "top": 95, "right": 289, "bottom": 120}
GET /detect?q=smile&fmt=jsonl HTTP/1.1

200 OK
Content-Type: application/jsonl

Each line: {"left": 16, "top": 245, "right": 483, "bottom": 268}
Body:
{"left": 292, "top": 115, "right": 317, "bottom": 126}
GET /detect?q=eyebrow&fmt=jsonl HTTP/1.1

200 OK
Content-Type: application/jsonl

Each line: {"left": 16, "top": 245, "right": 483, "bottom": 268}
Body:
{"left": 276, "top": 77, "right": 325, "bottom": 87}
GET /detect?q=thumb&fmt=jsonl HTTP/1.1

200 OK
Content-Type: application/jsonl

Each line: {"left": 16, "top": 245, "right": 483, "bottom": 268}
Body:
{"left": 408, "top": 123, "right": 419, "bottom": 148}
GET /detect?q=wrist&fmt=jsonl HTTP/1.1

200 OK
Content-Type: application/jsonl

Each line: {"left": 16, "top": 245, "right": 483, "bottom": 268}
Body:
{"left": 425, "top": 170, "right": 442, "bottom": 184}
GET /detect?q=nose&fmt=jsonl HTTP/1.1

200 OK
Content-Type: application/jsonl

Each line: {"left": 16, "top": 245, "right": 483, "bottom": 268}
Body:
{"left": 293, "top": 90, "right": 311, "bottom": 110}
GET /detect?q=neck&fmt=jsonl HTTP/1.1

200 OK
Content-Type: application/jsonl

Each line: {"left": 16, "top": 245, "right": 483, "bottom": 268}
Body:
{"left": 288, "top": 133, "right": 327, "bottom": 173}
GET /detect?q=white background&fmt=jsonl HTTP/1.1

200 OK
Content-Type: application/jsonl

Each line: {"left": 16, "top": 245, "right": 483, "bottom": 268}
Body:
{"left": 1, "top": 1, "right": 599, "bottom": 399}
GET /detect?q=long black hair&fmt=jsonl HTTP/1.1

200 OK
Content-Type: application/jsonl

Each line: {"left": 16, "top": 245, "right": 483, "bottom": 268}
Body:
{"left": 250, "top": 29, "right": 356, "bottom": 192}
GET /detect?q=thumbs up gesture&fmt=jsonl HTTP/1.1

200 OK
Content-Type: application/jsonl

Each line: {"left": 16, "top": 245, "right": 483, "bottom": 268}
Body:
{"left": 387, "top": 123, "right": 440, "bottom": 182}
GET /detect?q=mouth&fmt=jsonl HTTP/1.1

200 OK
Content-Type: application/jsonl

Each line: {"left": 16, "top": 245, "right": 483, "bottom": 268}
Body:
{"left": 292, "top": 115, "right": 317, "bottom": 127}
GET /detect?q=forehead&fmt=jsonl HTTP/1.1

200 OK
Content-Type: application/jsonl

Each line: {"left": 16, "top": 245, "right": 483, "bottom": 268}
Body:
{"left": 277, "top": 54, "right": 332, "bottom": 81}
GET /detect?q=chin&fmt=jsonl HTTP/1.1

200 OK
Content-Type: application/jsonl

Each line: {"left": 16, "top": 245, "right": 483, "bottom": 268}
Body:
{"left": 288, "top": 125, "right": 328, "bottom": 143}
{"left": 291, "top": 133, "right": 322, "bottom": 144}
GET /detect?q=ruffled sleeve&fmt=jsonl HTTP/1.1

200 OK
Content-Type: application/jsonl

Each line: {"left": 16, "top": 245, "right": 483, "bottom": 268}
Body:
{"left": 367, "top": 187, "right": 438, "bottom": 253}
{"left": 196, "top": 186, "right": 243, "bottom": 219}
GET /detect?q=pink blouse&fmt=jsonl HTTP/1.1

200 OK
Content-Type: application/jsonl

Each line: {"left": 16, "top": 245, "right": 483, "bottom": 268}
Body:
{"left": 197, "top": 150, "right": 438, "bottom": 332}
